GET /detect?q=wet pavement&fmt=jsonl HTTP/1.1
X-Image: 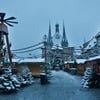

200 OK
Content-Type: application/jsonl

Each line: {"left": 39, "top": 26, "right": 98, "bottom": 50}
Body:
{"left": 0, "top": 70, "right": 100, "bottom": 100}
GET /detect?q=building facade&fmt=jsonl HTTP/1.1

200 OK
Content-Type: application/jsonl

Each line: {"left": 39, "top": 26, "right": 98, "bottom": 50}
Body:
{"left": 41, "top": 22, "right": 74, "bottom": 69}
{"left": 81, "top": 32, "right": 100, "bottom": 59}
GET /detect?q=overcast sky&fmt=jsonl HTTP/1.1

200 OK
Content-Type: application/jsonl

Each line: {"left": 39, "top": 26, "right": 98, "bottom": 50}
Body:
{"left": 0, "top": 0, "right": 100, "bottom": 56}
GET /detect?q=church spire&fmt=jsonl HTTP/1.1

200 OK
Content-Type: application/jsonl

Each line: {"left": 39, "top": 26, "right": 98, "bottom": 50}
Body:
{"left": 61, "top": 21, "right": 68, "bottom": 48}
{"left": 49, "top": 21, "right": 51, "bottom": 38}
{"left": 47, "top": 21, "right": 53, "bottom": 47}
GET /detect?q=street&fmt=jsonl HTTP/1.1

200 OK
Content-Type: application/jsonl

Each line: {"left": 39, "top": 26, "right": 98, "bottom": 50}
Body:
{"left": 0, "top": 70, "right": 100, "bottom": 100}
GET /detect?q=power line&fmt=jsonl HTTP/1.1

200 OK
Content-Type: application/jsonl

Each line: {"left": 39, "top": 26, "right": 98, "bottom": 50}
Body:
{"left": 11, "top": 42, "right": 44, "bottom": 51}
{"left": 12, "top": 46, "right": 42, "bottom": 53}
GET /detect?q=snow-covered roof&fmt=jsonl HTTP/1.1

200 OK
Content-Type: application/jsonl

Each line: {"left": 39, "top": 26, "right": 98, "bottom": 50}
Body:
{"left": 64, "top": 61, "right": 74, "bottom": 64}
{"left": 95, "top": 32, "right": 100, "bottom": 38}
{"left": 12, "top": 58, "right": 45, "bottom": 63}
{"left": 12, "top": 59, "right": 21, "bottom": 63}
{"left": 84, "top": 38, "right": 96, "bottom": 50}
{"left": 76, "top": 59, "right": 86, "bottom": 64}
{"left": 20, "top": 58, "right": 45, "bottom": 63}
{"left": 51, "top": 45, "right": 63, "bottom": 50}
{"left": 88, "top": 55, "right": 100, "bottom": 61}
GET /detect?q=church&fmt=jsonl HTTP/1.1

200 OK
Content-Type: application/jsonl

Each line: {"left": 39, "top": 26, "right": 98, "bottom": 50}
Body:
{"left": 41, "top": 22, "right": 74, "bottom": 69}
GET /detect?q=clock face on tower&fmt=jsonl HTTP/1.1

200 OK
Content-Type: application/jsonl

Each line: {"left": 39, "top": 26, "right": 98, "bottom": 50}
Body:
{"left": 55, "top": 34, "right": 60, "bottom": 39}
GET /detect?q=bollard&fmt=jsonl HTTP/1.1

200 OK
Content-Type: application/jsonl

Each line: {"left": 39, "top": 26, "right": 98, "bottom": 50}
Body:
{"left": 40, "top": 73, "right": 47, "bottom": 85}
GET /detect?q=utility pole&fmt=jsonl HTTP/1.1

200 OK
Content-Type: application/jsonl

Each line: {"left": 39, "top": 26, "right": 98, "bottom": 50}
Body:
{"left": 44, "top": 41, "right": 47, "bottom": 76}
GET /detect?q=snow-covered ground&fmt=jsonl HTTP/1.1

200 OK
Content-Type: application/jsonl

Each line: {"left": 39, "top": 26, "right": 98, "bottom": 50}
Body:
{"left": 0, "top": 70, "right": 100, "bottom": 100}
{"left": 51, "top": 70, "right": 81, "bottom": 84}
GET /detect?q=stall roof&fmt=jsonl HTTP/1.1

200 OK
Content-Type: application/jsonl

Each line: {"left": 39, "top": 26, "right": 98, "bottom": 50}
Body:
{"left": 12, "top": 58, "right": 45, "bottom": 63}
{"left": 64, "top": 61, "right": 74, "bottom": 64}
{"left": 88, "top": 55, "right": 100, "bottom": 61}
{"left": 12, "top": 58, "right": 20, "bottom": 63}
{"left": 51, "top": 46, "right": 63, "bottom": 50}
{"left": 76, "top": 59, "right": 86, "bottom": 64}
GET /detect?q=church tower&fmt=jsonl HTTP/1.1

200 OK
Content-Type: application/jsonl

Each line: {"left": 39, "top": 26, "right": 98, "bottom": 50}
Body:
{"left": 42, "top": 21, "right": 74, "bottom": 69}
{"left": 61, "top": 22, "right": 68, "bottom": 48}
{"left": 52, "top": 23, "right": 62, "bottom": 47}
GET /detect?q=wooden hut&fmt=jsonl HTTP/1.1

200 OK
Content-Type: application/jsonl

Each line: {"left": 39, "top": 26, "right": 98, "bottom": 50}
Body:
{"left": 85, "top": 55, "right": 100, "bottom": 74}
{"left": 64, "top": 61, "right": 75, "bottom": 72}
{"left": 12, "top": 58, "right": 45, "bottom": 77}
{"left": 76, "top": 59, "right": 86, "bottom": 75}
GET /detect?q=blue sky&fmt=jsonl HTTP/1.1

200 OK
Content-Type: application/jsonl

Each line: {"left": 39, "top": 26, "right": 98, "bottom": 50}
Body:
{"left": 0, "top": 0, "right": 100, "bottom": 56}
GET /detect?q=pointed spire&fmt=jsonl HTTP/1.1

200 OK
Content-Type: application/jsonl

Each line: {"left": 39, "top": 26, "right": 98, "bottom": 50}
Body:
{"left": 63, "top": 21, "right": 66, "bottom": 39}
{"left": 61, "top": 21, "right": 68, "bottom": 48}
{"left": 47, "top": 21, "right": 53, "bottom": 47}
{"left": 48, "top": 21, "right": 51, "bottom": 39}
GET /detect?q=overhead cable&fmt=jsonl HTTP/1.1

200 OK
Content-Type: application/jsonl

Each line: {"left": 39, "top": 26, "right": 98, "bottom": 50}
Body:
{"left": 11, "top": 42, "right": 44, "bottom": 51}
{"left": 12, "top": 46, "right": 42, "bottom": 53}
